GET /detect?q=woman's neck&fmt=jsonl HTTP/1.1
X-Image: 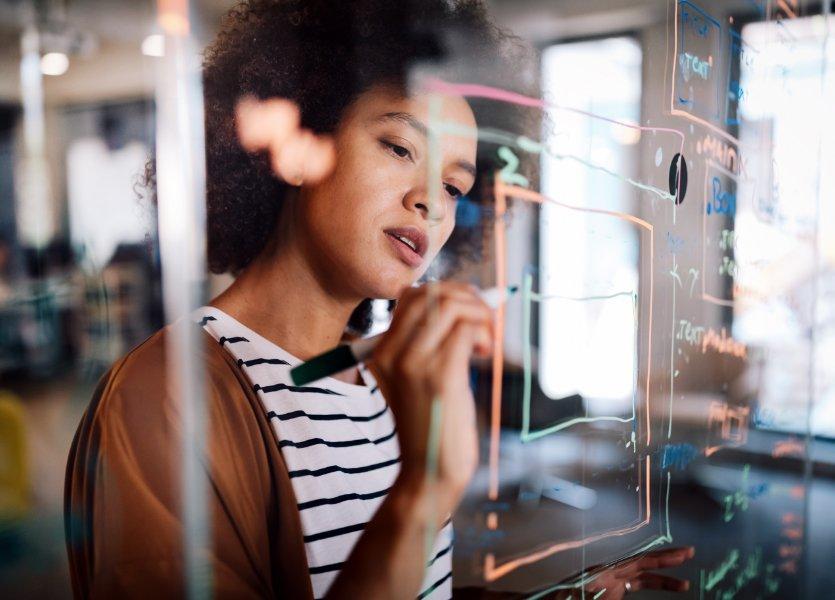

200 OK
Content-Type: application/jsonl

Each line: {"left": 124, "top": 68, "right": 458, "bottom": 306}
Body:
{"left": 210, "top": 241, "right": 361, "bottom": 362}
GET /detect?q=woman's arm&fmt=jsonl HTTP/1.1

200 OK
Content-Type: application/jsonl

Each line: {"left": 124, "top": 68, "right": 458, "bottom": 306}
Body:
{"left": 325, "top": 475, "right": 452, "bottom": 598}
{"left": 326, "top": 282, "right": 494, "bottom": 598}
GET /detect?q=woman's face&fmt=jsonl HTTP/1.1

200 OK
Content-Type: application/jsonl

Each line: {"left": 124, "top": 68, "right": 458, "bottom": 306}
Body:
{"left": 295, "top": 85, "right": 478, "bottom": 300}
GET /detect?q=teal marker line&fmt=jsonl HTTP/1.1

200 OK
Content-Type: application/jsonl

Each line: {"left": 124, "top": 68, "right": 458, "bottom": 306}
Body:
{"left": 525, "top": 534, "right": 672, "bottom": 599}
{"left": 433, "top": 121, "right": 675, "bottom": 202}
{"left": 520, "top": 289, "right": 638, "bottom": 442}
{"left": 424, "top": 396, "right": 443, "bottom": 563}
{"left": 522, "top": 273, "right": 533, "bottom": 439}
{"left": 522, "top": 415, "right": 635, "bottom": 442}
{"left": 531, "top": 291, "right": 637, "bottom": 303}
{"left": 426, "top": 95, "right": 442, "bottom": 242}
{"left": 592, "top": 589, "right": 606, "bottom": 600}
{"left": 669, "top": 259, "right": 676, "bottom": 439}
{"left": 665, "top": 471, "right": 672, "bottom": 541}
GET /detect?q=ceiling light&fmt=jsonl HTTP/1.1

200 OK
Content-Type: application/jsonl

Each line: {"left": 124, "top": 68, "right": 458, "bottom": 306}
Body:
{"left": 40, "top": 52, "right": 69, "bottom": 76}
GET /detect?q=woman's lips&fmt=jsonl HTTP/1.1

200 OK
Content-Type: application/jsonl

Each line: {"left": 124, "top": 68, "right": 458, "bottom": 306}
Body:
{"left": 384, "top": 232, "right": 423, "bottom": 268}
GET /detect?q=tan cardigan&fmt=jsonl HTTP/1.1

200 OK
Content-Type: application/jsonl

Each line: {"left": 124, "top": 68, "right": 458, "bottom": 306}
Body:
{"left": 64, "top": 327, "right": 314, "bottom": 599}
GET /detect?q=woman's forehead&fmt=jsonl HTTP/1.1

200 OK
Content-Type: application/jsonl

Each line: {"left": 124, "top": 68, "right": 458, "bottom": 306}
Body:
{"left": 350, "top": 86, "right": 477, "bottom": 136}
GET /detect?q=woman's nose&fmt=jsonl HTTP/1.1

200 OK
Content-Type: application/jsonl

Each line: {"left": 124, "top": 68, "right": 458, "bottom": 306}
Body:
{"left": 404, "top": 187, "right": 447, "bottom": 222}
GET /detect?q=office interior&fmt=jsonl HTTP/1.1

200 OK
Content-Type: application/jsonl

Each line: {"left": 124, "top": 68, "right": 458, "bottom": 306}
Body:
{"left": 0, "top": 0, "right": 832, "bottom": 597}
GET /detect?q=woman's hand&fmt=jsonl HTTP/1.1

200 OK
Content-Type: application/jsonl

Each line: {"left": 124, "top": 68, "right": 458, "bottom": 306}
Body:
{"left": 326, "top": 282, "right": 492, "bottom": 598}
{"left": 235, "top": 96, "right": 336, "bottom": 185}
{"left": 367, "top": 281, "right": 494, "bottom": 516}
{"left": 552, "top": 547, "right": 695, "bottom": 599}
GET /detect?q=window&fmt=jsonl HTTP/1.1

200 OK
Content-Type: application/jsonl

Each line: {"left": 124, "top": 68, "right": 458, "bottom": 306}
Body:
{"left": 539, "top": 37, "right": 643, "bottom": 415}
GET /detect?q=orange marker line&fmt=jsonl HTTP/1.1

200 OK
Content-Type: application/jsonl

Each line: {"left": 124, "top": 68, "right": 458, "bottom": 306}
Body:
{"left": 488, "top": 173, "right": 508, "bottom": 501}
{"left": 483, "top": 457, "right": 652, "bottom": 581}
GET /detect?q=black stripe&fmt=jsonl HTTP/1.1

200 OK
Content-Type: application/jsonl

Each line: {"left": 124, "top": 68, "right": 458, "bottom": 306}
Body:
{"left": 219, "top": 336, "right": 249, "bottom": 346}
{"left": 238, "top": 357, "right": 290, "bottom": 367}
{"left": 198, "top": 315, "right": 216, "bottom": 326}
{"left": 256, "top": 383, "right": 343, "bottom": 396}
{"left": 278, "top": 428, "right": 396, "bottom": 450}
{"left": 268, "top": 404, "right": 387, "bottom": 423}
{"left": 298, "top": 486, "right": 391, "bottom": 511}
{"left": 303, "top": 522, "right": 366, "bottom": 543}
{"left": 370, "top": 385, "right": 379, "bottom": 394}
{"left": 308, "top": 561, "right": 344, "bottom": 575}
{"left": 288, "top": 456, "right": 400, "bottom": 479}
{"left": 428, "top": 542, "right": 452, "bottom": 567}
{"left": 418, "top": 571, "right": 452, "bottom": 599}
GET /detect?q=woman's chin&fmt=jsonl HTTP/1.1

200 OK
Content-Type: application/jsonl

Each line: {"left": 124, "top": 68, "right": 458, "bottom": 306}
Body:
{"left": 357, "top": 270, "right": 420, "bottom": 301}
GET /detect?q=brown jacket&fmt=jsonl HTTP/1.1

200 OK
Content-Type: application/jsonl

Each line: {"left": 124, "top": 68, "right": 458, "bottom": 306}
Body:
{"left": 64, "top": 327, "right": 314, "bottom": 599}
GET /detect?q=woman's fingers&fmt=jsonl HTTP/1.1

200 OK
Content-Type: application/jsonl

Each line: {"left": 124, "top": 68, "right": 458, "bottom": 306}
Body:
{"left": 644, "top": 546, "right": 695, "bottom": 560}
{"left": 405, "top": 297, "right": 493, "bottom": 359}
{"left": 377, "top": 282, "right": 490, "bottom": 363}
{"left": 636, "top": 546, "right": 695, "bottom": 570}
{"left": 615, "top": 546, "right": 694, "bottom": 576}
{"left": 629, "top": 572, "right": 690, "bottom": 593}
{"left": 431, "top": 320, "right": 488, "bottom": 393}
{"left": 437, "top": 321, "right": 479, "bottom": 369}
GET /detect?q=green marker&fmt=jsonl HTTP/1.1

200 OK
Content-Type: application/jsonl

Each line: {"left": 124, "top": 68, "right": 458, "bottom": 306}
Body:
{"left": 290, "top": 285, "right": 518, "bottom": 386}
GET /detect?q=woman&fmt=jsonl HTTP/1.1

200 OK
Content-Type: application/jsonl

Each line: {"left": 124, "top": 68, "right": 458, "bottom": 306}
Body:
{"left": 65, "top": 1, "right": 692, "bottom": 598}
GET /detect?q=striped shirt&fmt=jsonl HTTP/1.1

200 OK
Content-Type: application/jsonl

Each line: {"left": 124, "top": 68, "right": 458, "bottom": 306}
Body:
{"left": 197, "top": 307, "right": 452, "bottom": 599}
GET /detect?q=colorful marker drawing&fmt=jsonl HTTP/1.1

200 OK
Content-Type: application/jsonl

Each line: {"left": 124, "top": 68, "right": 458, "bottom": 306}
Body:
{"left": 420, "top": 78, "right": 685, "bottom": 580}
{"left": 705, "top": 401, "right": 750, "bottom": 457}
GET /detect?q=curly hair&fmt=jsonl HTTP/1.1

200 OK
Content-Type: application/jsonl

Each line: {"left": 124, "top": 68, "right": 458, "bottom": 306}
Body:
{"left": 149, "top": 0, "right": 538, "bottom": 332}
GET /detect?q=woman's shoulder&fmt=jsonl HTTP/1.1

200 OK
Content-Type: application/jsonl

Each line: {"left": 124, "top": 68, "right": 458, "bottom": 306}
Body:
{"left": 92, "top": 322, "right": 252, "bottom": 426}
{"left": 74, "top": 322, "right": 280, "bottom": 481}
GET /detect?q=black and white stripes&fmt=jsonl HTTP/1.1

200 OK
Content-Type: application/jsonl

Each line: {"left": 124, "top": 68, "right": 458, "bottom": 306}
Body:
{"left": 197, "top": 307, "right": 453, "bottom": 599}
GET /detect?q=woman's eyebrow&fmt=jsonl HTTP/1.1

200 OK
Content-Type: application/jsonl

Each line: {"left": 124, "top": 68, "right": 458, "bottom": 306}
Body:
{"left": 374, "top": 112, "right": 477, "bottom": 177}
{"left": 376, "top": 111, "right": 429, "bottom": 137}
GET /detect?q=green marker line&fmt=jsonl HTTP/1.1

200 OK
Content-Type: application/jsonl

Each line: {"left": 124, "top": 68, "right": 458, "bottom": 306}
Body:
{"left": 531, "top": 291, "right": 637, "bottom": 303}
{"left": 433, "top": 121, "right": 675, "bottom": 202}
{"left": 525, "top": 536, "right": 670, "bottom": 600}
{"left": 522, "top": 415, "right": 635, "bottom": 442}
{"left": 592, "top": 589, "right": 606, "bottom": 600}
{"left": 522, "top": 273, "right": 533, "bottom": 439}
{"left": 521, "top": 288, "right": 638, "bottom": 442}
{"left": 424, "top": 396, "right": 443, "bottom": 563}
{"left": 669, "top": 259, "right": 676, "bottom": 439}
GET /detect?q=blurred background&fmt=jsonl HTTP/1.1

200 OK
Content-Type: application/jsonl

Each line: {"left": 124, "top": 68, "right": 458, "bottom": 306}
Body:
{"left": 0, "top": 0, "right": 832, "bottom": 598}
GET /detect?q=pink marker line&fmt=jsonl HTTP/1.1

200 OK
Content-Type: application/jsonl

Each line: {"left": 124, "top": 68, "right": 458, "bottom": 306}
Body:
{"left": 425, "top": 78, "right": 686, "bottom": 144}
{"left": 425, "top": 77, "right": 687, "bottom": 218}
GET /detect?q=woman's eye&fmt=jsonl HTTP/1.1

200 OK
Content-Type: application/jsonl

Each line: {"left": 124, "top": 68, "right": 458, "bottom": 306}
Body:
{"left": 444, "top": 183, "right": 463, "bottom": 199}
{"left": 382, "top": 140, "right": 412, "bottom": 160}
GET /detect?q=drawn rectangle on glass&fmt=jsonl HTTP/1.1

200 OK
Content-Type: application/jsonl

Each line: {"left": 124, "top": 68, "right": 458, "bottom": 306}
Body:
{"left": 725, "top": 29, "right": 759, "bottom": 127}
{"left": 482, "top": 456, "right": 657, "bottom": 583}
{"left": 485, "top": 180, "right": 667, "bottom": 584}
{"left": 672, "top": 1, "right": 723, "bottom": 126}
{"left": 529, "top": 201, "right": 645, "bottom": 442}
